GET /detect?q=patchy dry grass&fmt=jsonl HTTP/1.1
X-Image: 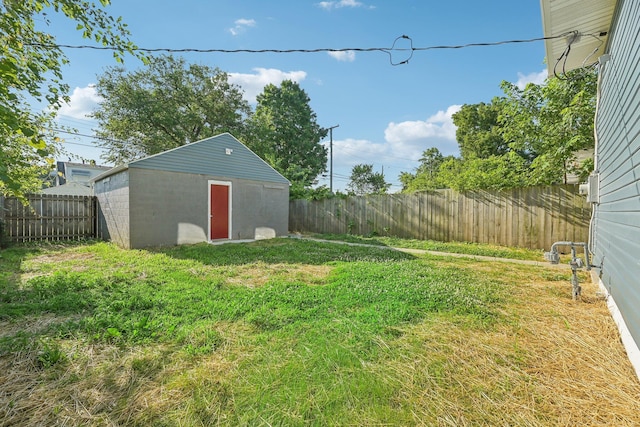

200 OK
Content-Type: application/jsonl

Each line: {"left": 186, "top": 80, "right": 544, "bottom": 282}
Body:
{"left": 1, "top": 240, "right": 639, "bottom": 426}
{"left": 395, "top": 256, "right": 640, "bottom": 426}
{"left": 226, "top": 262, "right": 332, "bottom": 288}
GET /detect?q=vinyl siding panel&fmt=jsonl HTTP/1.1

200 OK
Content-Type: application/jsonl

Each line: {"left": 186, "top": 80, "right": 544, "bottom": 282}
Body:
{"left": 130, "top": 133, "right": 290, "bottom": 185}
{"left": 593, "top": 0, "right": 640, "bottom": 346}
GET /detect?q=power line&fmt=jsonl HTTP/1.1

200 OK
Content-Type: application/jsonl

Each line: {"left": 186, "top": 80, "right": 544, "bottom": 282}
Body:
{"left": 24, "top": 32, "right": 577, "bottom": 66}
{"left": 61, "top": 140, "right": 100, "bottom": 148}
{"left": 50, "top": 128, "right": 127, "bottom": 146}
{"left": 56, "top": 116, "right": 98, "bottom": 129}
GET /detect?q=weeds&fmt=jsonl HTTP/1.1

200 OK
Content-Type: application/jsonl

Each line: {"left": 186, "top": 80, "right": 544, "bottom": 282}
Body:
{"left": 36, "top": 339, "right": 67, "bottom": 369}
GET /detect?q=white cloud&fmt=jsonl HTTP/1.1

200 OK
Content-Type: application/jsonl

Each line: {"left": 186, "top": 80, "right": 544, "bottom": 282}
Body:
{"left": 319, "top": 106, "right": 461, "bottom": 192}
{"left": 57, "top": 84, "right": 102, "bottom": 120}
{"left": 329, "top": 138, "right": 389, "bottom": 167}
{"left": 515, "top": 69, "right": 548, "bottom": 89}
{"left": 328, "top": 50, "right": 356, "bottom": 62}
{"left": 228, "top": 68, "right": 307, "bottom": 103}
{"left": 317, "top": 0, "right": 374, "bottom": 10}
{"left": 229, "top": 18, "right": 256, "bottom": 36}
{"left": 383, "top": 105, "right": 461, "bottom": 158}
{"left": 322, "top": 137, "right": 421, "bottom": 193}
{"left": 320, "top": 105, "right": 463, "bottom": 185}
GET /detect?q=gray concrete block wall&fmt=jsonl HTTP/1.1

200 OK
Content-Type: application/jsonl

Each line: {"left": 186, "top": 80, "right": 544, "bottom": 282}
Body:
{"left": 95, "top": 167, "right": 289, "bottom": 249}
{"left": 232, "top": 180, "right": 289, "bottom": 239}
{"left": 129, "top": 168, "right": 209, "bottom": 248}
{"left": 94, "top": 170, "right": 131, "bottom": 248}
{"left": 127, "top": 168, "right": 289, "bottom": 248}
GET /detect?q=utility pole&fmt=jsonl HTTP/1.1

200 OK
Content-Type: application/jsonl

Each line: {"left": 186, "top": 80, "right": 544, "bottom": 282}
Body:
{"left": 327, "top": 125, "right": 339, "bottom": 193}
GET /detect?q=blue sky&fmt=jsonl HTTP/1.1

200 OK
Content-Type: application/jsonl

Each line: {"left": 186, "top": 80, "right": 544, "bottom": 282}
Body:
{"left": 48, "top": 0, "right": 549, "bottom": 192}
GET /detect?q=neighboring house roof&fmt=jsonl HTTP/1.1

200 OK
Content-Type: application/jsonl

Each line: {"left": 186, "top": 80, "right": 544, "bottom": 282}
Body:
{"left": 55, "top": 161, "right": 112, "bottom": 185}
{"left": 540, "top": 0, "right": 616, "bottom": 76}
{"left": 93, "top": 133, "right": 290, "bottom": 185}
{"left": 41, "top": 181, "right": 92, "bottom": 196}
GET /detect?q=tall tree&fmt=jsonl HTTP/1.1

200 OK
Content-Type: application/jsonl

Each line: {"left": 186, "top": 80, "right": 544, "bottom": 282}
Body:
{"left": 452, "top": 101, "right": 509, "bottom": 160}
{"left": 399, "top": 147, "right": 449, "bottom": 192}
{"left": 417, "top": 147, "right": 444, "bottom": 177}
{"left": 0, "top": 0, "right": 139, "bottom": 198}
{"left": 347, "top": 164, "right": 390, "bottom": 195}
{"left": 247, "top": 80, "right": 328, "bottom": 189}
{"left": 93, "top": 55, "right": 251, "bottom": 164}
{"left": 399, "top": 71, "right": 597, "bottom": 193}
{"left": 500, "top": 69, "right": 597, "bottom": 184}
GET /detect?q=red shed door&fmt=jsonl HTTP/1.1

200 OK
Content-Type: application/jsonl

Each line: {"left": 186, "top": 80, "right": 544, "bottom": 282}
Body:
{"left": 209, "top": 184, "right": 229, "bottom": 239}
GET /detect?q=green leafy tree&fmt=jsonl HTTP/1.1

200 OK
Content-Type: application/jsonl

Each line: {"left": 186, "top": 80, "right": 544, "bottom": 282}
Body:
{"left": 247, "top": 80, "right": 328, "bottom": 188}
{"left": 0, "top": 0, "right": 140, "bottom": 198}
{"left": 347, "top": 164, "right": 391, "bottom": 195}
{"left": 290, "top": 184, "right": 334, "bottom": 201}
{"left": 93, "top": 55, "right": 251, "bottom": 164}
{"left": 417, "top": 147, "right": 445, "bottom": 177}
{"left": 500, "top": 69, "right": 597, "bottom": 184}
{"left": 399, "top": 147, "right": 450, "bottom": 192}
{"left": 399, "top": 171, "right": 417, "bottom": 192}
{"left": 400, "top": 70, "right": 596, "bottom": 193}
{"left": 438, "top": 153, "right": 529, "bottom": 191}
{"left": 1, "top": 115, "right": 58, "bottom": 196}
{"left": 452, "top": 102, "right": 509, "bottom": 160}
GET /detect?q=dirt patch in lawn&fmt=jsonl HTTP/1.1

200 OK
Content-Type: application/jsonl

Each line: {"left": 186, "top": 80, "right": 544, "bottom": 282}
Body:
{"left": 226, "top": 262, "right": 332, "bottom": 287}
{"left": 26, "top": 251, "right": 96, "bottom": 265}
{"left": 20, "top": 252, "right": 96, "bottom": 282}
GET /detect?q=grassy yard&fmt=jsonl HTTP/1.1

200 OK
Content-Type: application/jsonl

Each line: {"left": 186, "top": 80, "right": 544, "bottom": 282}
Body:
{"left": 1, "top": 238, "right": 639, "bottom": 426}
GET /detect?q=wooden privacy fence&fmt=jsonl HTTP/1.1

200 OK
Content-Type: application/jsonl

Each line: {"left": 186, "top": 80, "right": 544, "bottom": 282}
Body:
{"left": 289, "top": 185, "right": 591, "bottom": 250}
{"left": 0, "top": 194, "right": 97, "bottom": 242}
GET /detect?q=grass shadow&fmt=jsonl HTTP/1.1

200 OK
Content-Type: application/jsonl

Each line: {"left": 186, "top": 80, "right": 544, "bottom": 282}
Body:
{"left": 0, "top": 243, "right": 48, "bottom": 316}
{"left": 154, "top": 237, "right": 415, "bottom": 267}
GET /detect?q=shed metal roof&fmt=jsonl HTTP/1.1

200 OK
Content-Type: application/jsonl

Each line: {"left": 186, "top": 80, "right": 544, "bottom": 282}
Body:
{"left": 540, "top": 0, "right": 617, "bottom": 75}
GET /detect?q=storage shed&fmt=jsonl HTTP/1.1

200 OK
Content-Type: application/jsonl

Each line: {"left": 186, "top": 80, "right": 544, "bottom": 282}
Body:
{"left": 92, "top": 133, "right": 290, "bottom": 249}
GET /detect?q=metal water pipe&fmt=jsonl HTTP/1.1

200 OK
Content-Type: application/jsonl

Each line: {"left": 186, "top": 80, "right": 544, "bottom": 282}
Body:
{"left": 544, "top": 241, "right": 592, "bottom": 300}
